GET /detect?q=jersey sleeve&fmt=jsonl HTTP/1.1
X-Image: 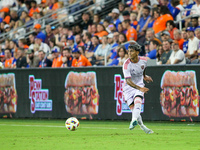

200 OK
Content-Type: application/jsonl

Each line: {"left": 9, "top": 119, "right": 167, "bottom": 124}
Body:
{"left": 123, "top": 60, "right": 131, "bottom": 79}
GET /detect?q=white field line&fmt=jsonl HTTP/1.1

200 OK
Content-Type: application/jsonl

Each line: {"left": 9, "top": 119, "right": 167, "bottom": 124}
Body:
{"left": 0, "top": 124, "right": 199, "bottom": 131}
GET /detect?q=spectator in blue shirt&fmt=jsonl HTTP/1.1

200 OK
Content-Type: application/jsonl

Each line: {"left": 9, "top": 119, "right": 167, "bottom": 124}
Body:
{"left": 111, "top": 8, "right": 121, "bottom": 29}
{"left": 181, "top": 28, "right": 189, "bottom": 54}
{"left": 137, "top": 6, "right": 151, "bottom": 33}
{"left": 147, "top": 40, "right": 159, "bottom": 59}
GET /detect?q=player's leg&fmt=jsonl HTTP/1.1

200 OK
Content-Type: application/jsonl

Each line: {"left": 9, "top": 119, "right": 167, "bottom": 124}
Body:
{"left": 138, "top": 115, "right": 154, "bottom": 134}
{"left": 129, "top": 96, "right": 142, "bottom": 130}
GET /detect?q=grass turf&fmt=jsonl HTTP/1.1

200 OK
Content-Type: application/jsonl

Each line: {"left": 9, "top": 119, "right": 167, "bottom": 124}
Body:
{"left": 0, "top": 119, "right": 200, "bottom": 150}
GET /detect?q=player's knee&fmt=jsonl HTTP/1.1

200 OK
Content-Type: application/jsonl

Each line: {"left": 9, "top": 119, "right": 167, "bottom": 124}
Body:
{"left": 134, "top": 97, "right": 142, "bottom": 104}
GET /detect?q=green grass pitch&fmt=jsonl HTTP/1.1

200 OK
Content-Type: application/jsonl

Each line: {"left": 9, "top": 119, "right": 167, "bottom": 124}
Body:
{"left": 0, "top": 119, "right": 200, "bottom": 150}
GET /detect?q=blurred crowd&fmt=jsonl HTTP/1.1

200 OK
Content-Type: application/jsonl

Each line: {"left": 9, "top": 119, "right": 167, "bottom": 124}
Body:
{"left": 0, "top": 0, "right": 200, "bottom": 69}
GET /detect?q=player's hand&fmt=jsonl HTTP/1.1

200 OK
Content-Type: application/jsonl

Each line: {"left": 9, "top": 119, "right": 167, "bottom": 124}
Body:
{"left": 144, "top": 75, "right": 153, "bottom": 83}
{"left": 140, "top": 87, "right": 149, "bottom": 93}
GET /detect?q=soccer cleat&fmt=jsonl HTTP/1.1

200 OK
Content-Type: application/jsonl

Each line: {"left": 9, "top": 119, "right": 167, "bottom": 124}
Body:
{"left": 140, "top": 125, "right": 154, "bottom": 134}
{"left": 129, "top": 119, "right": 138, "bottom": 130}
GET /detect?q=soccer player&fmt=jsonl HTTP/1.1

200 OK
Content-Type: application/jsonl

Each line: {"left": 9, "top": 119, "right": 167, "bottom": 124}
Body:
{"left": 123, "top": 44, "right": 154, "bottom": 134}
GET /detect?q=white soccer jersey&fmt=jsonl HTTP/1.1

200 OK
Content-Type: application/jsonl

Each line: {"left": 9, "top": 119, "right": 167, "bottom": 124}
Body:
{"left": 122, "top": 57, "right": 147, "bottom": 102}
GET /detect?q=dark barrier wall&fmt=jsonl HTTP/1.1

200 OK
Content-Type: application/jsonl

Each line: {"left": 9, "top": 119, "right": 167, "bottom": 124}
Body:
{"left": 0, "top": 65, "right": 199, "bottom": 121}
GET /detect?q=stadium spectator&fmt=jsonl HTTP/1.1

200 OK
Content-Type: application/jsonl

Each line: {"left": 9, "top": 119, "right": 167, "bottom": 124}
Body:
{"left": 153, "top": 6, "right": 173, "bottom": 34}
{"left": 190, "top": 0, "right": 200, "bottom": 15}
{"left": 78, "top": 46, "right": 85, "bottom": 56}
{"left": 52, "top": 26, "right": 59, "bottom": 36}
{"left": 130, "top": 12, "right": 138, "bottom": 29}
{"left": 108, "top": 23, "right": 117, "bottom": 34}
{"left": 17, "top": 0, "right": 28, "bottom": 17}
{"left": 28, "top": 32, "right": 37, "bottom": 50}
{"left": 18, "top": 38, "right": 29, "bottom": 49}
{"left": 147, "top": 40, "right": 159, "bottom": 59}
{"left": 173, "top": 29, "right": 184, "bottom": 50}
{"left": 67, "top": 35, "right": 77, "bottom": 50}
{"left": 145, "top": 7, "right": 159, "bottom": 29}
{"left": 38, "top": 50, "right": 52, "bottom": 67}
{"left": 61, "top": 48, "right": 73, "bottom": 67}
{"left": 44, "top": 25, "right": 54, "bottom": 45}
{"left": 195, "top": 28, "right": 200, "bottom": 40}
{"left": 166, "top": 20, "right": 177, "bottom": 40}
{"left": 94, "top": 24, "right": 108, "bottom": 40}
{"left": 9, "top": 40, "right": 18, "bottom": 58}
{"left": 90, "top": 23, "right": 97, "bottom": 35}
{"left": 156, "top": 45, "right": 164, "bottom": 65}
{"left": 4, "top": 48, "right": 16, "bottom": 68}
{"left": 75, "top": 34, "right": 84, "bottom": 47}
{"left": 136, "top": 6, "right": 150, "bottom": 33}
{"left": 93, "top": 14, "right": 101, "bottom": 24}
{"left": 122, "top": 19, "right": 137, "bottom": 41}
{"left": 10, "top": 10, "right": 19, "bottom": 28}
{"left": 35, "top": 34, "right": 50, "bottom": 56}
{"left": 182, "top": 28, "right": 189, "bottom": 54}
{"left": 118, "top": 2, "right": 125, "bottom": 21}
{"left": 74, "top": 25, "right": 82, "bottom": 35}
{"left": 145, "top": 28, "right": 161, "bottom": 44}
{"left": 102, "top": 19, "right": 110, "bottom": 33}
{"left": 166, "top": 40, "right": 186, "bottom": 64}
{"left": 118, "top": 33, "right": 129, "bottom": 49}
{"left": 185, "top": 27, "right": 199, "bottom": 64}
{"left": 160, "top": 40, "right": 172, "bottom": 64}
{"left": 26, "top": 49, "right": 40, "bottom": 68}
{"left": 191, "top": 17, "right": 199, "bottom": 30}
{"left": 94, "top": 35, "right": 111, "bottom": 65}
{"left": 52, "top": 47, "right": 62, "bottom": 67}
{"left": 87, "top": 35, "right": 100, "bottom": 64}
{"left": 71, "top": 48, "right": 92, "bottom": 67}
{"left": 111, "top": 8, "right": 121, "bottom": 29}
{"left": 83, "top": 32, "right": 93, "bottom": 52}
{"left": 108, "top": 46, "right": 127, "bottom": 66}
{"left": 16, "top": 47, "right": 27, "bottom": 68}
{"left": 107, "top": 32, "right": 120, "bottom": 62}
{"left": 18, "top": 10, "right": 32, "bottom": 27}
{"left": 117, "top": 22, "right": 126, "bottom": 34}
{"left": 160, "top": 30, "right": 171, "bottom": 42}
{"left": 29, "top": 0, "right": 40, "bottom": 17}
{"left": 122, "top": 10, "right": 130, "bottom": 21}
{"left": 81, "top": 12, "right": 93, "bottom": 31}
{"left": 34, "top": 23, "right": 46, "bottom": 42}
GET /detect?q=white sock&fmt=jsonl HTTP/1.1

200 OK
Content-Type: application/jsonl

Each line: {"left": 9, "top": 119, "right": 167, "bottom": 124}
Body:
{"left": 137, "top": 115, "right": 144, "bottom": 126}
{"left": 132, "top": 103, "right": 141, "bottom": 121}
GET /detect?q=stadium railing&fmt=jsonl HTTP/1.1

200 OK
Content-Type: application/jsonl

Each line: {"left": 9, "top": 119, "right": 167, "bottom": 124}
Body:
{"left": 1, "top": 0, "right": 119, "bottom": 41}
{"left": 175, "top": 9, "right": 200, "bottom": 30}
{"left": 0, "top": 0, "right": 86, "bottom": 40}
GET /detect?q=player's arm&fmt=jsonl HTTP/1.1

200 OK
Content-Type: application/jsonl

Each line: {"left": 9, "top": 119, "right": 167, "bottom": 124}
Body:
{"left": 126, "top": 78, "right": 149, "bottom": 93}
{"left": 143, "top": 68, "right": 153, "bottom": 83}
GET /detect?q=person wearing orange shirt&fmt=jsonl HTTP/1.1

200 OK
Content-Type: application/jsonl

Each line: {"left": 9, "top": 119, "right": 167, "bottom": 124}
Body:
{"left": 166, "top": 20, "right": 177, "bottom": 40}
{"left": 173, "top": 29, "right": 185, "bottom": 50}
{"left": 4, "top": 48, "right": 16, "bottom": 68}
{"left": 72, "top": 48, "right": 92, "bottom": 67}
{"left": 52, "top": 46, "right": 63, "bottom": 67}
{"left": 52, "top": 0, "right": 60, "bottom": 10}
{"left": 153, "top": 6, "right": 173, "bottom": 34}
{"left": 94, "top": 24, "right": 108, "bottom": 41}
{"left": 122, "top": 19, "right": 137, "bottom": 41}
{"left": 29, "top": 0, "right": 40, "bottom": 17}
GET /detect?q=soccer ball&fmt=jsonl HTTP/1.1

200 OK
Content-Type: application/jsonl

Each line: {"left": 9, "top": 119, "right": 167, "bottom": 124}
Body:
{"left": 65, "top": 117, "right": 79, "bottom": 131}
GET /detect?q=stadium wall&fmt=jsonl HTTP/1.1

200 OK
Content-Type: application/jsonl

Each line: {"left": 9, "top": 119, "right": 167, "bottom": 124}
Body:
{"left": 0, "top": 65, "right": 200, "bottom": 121}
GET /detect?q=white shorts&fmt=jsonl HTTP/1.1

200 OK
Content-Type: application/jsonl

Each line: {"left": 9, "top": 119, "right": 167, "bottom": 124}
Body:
{"left": 123, "top": 89, "right": 144, "bottom": 106}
